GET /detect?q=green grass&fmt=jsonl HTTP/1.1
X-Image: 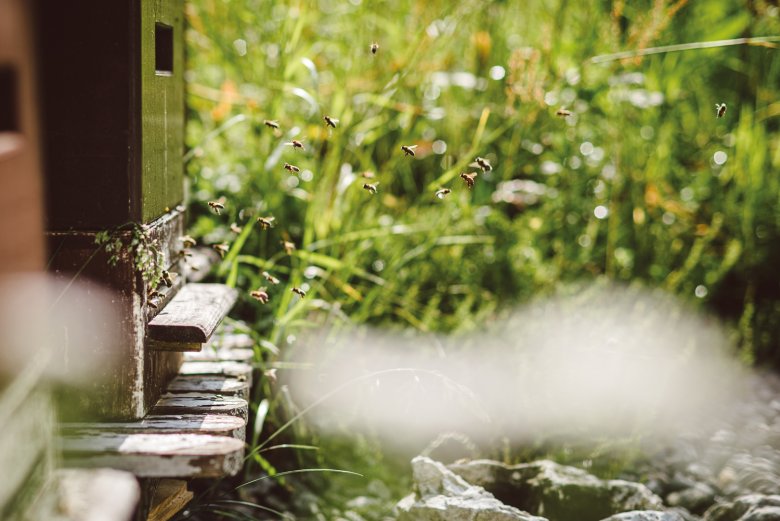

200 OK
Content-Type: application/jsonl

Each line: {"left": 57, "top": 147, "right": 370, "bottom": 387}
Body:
{"left": 183, "top": 0, "right": 780, "bottom": 516}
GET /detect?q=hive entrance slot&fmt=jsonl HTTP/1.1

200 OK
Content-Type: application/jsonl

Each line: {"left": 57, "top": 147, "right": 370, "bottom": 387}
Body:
{"left": 0, "top": 65, "right": 19, "bottom": 132}
{"left": 155, "top": 23, "right": 173, "bottom": 76}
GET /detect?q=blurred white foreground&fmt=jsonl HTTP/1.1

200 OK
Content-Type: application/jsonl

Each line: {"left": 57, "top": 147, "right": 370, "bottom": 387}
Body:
{"left": 288, "top": 284, "right": 747, "bottom": 448}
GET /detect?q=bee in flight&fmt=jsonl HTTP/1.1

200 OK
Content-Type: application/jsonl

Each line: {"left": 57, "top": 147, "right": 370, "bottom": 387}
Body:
{"left": 208, "top": 200, "right": 225, "bottom": 214}
{"left": 363, "top": 182, "right": 378, "bottom": 194}
{"left": 292, "top": 287, "right": 307, "bottom": 297}
{"left": 460, "top": 172, "right": 477, "bottom": 188}
{"left": 323, "top": 115, "right": 339, "bottom": 128}
{"left": 285, "top": 140, "right": 304, "bottom": 150}
{"left": 716, "top": 103, "right": 727, "bottom": 118}
{"left": 256, "top": 216, "right": 275, "bottom": 229}
{"left": 262, "top": 271, "right": 280, "bottom": 285}
{"left": 212, "top": 243, "right": 229, "bottom": 258}
{"left": 230, "top": 223, "right": 242, "bottom": 234}
{"left": 161, "top": 269, "right": 174, "bottom": 287}
{"left": 284, "top": 162, "right": 300, "bottom": 173}
{"left": 179, "top": 235, "right": 197, "bottom": 249}
{"left": 282, "top": 240, "right": 296, "bottom": 255}
{"left": 435, "top": 188, "right": 452, "bottom": 199}
{"left": 401, "top": 145, "right": 418, "bottom": 157}
{"left": 250, "top": 288, "right": 270, "bottom": 304}
{"left": 370, "top": 42, "right": 379, "bottom": 55}
{"left": 556, "top": 108, "right": 572, "bottom": 117}
{"left": 473, "top": 157, "right": 492, "bottom": 172}
{"left": 264, "top": 120, "right": 280, "bottom": 129}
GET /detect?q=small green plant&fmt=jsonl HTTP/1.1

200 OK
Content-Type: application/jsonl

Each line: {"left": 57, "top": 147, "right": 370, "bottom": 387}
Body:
{"left": 95, "top": 223, "right": 166, "bottom": 289}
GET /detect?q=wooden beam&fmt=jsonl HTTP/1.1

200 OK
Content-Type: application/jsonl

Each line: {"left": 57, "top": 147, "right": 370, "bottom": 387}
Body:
{"left": 62, "top": 413, "right": 246, "bottom": 440}
{"left": 178, "top": 361, "right": 252, "bottom": 381}
{"left": 167, "top": 375, "right": 250, "bottom": 401}
{"left": 151, "top": 393, "right": 248, "bottom": 421}
{"left": 183, "top": 347, "right": 253, "bottom": 362}
{"left": 147, "top": 480, "right": 193, "bottom": 521}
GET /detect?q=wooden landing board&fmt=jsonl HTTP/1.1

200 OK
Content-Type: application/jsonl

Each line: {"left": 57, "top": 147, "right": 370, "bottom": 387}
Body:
{"left": 178, "top": 361, "right": 253, "bottom": 382}
{"left": 167, "top": 375, "right": 250, "bottom": 401}
{"left": 148, "top": 283, "right": 238, "bottom": 344}
{"left": 184, "top": 347, "right": 253, "bottom": 363}
{"left": 62, "top": 414, "right": 246, "bottom": 440}
{"left": 62, "top": 433, "right": 244, "bottom": 478}
{"left": 148, "top": 479, "right": 193, "bottom": 521}
{"left": 152, "top": 393, "right": 248, "bottom": 422}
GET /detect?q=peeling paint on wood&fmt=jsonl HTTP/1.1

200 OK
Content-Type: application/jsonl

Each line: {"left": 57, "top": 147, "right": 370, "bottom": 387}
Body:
{"left": 62, "top": 433, "right": 244, "bottom": 478}
{"left": 167, "top": 375, "right": 250, "bottom": 401}
{"left": 152, "top": 393, "right": 248, "bottom": 421}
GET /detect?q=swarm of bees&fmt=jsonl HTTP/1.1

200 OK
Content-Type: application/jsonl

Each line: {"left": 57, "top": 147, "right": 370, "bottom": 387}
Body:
{"left": 250, "top": 288, "right": 270, "bottom": 304}
{"left": 716, "top": 103, "right": 727, "bottom": 118}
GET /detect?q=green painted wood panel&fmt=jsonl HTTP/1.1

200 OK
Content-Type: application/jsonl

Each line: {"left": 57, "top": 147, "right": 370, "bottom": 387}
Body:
{"left": 141, "top": 0, "right": 184, "bottom": 221}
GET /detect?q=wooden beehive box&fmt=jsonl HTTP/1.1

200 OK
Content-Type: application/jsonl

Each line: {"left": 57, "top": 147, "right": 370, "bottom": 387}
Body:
{"left": 34, "top": 0, "right": 234, "bottom": 421}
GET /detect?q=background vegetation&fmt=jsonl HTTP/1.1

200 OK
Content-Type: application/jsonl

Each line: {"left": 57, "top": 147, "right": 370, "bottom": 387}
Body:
{"left": 182, "top": 0, "right": 780, "bottom": 517}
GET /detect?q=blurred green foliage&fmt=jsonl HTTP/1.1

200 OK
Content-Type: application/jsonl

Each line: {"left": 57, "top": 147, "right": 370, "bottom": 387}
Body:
{"left": 183, "top": 0, "right": 780, "bottom": 516}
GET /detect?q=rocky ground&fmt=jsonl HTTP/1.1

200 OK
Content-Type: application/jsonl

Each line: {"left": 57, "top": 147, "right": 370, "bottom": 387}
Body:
{"left": 394, "top": 370, "right": 780, "bottom": 521}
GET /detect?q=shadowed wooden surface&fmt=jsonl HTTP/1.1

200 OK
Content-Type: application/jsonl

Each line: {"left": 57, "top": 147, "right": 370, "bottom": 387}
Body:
{"left": 148, "top": 283, "right": 238, "bottom": 343}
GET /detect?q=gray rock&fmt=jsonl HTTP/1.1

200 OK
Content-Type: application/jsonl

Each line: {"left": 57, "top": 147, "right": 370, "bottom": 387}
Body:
{"left": 599, "top": 511, "right": 685, "bottom": 521}
{"left": 449, "top": 459, "right": 663, "bottom": 521}
{"left": 396, "top": 456, "right": 547, "bottom": 521}
{"left": 704, "top": 495, "right": 780, "bottom": 521}
{"left": 667, "top": 483, "right": 717, "bottom": 514}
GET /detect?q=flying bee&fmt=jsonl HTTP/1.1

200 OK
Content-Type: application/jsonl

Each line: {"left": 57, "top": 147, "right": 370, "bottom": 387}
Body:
{"left": 212, "top": 242, "right": 229, "bottom": 258}
{"left": 556, "top": 107, "right": 572, "bottom": 117}
{"left": 716, "top": 103, "right": 727, "bottom": 118}
{"left": 363, "top": 182, "right": 378, "bottom": 194}
{"left": 262, "top": 271, "right": 280, "bottom": 285}
{"left": 264, "top": 368, "right": 278, "bottom": 384}
{"left": 230, "top": 223, "right": 242, "bottom": 234}
{"left": 284, "top": 162, "right": 300, "bottom": 173}
{"left": 460, "top": 172, "right": 477, "bottom": 188}
{"left": 256, "top": 216, "right": 275, "bottom": 229}
{"left": 361, "top": 171, "right": 375, "bottom": 179}
{"left": 282, "top": 240, "right": 296, "bottom": 255}
{"left": 474, "top": 157, "right": 492, "bottom": 172}
{"left": 370, "top": 42, "right": 379, "bottom": 55}
{"left": 208, "top": 200, "right": 225, "bottom": 214}
{"left": 292, "top": 287, "right": 307, "bottom": 297}
{"left": 179, "top": 235, "right": 197, "bottom": 248}
{"left": 250, "top": 288, "right": 270, "bottom": 304}
{"left": 178, "top": 249, "right": 193, "bottom": 259}
{"left": 161, "top": 270, "right": 173, "bottom": 287}
{"left": 435, "top": 188, "right": 452, "bottom": 199}
{"left": 323, "top": 115, "right": 339, "bottom": 128}
{"left": 285, "top": 140, "right": 304, "bottom": 150}
{"left": 401, "top": 144, "right": 418, "bottom": 157}
{"left": 263, "top": 120, "right": 280, "bottom": 129}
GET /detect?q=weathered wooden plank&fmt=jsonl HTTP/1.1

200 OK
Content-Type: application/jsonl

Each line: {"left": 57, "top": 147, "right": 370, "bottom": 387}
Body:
{"left": 62, "top": 433, "right": 244, "bottom": 478}
{"left": 178, "top": 361, "right": 252, "bottom": 381}
{"left": 184, "top": 347, "right": 254, "bottom": 363}
{"left": 148, "top": 283, "right": 238, "bottom": 344}
{"left": 167, "top": 375, "right": 250, "bottom": 401}
{"left": 62, "top": 414, "right": 246, "bottom": 440}
{"left": 207, "top": 331, "right": 255, "bottom": 350}
{"left": 151, "top": 393, "right": 248, "bottom": 422}
{"left": 147, "top": 480, "right": 193, "bottom": 521}
{"left": 23, "top": 468, "right": 140, "bottom": 521}
{"left": 149, "top": 340, "right": 202, "bottom": 352}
